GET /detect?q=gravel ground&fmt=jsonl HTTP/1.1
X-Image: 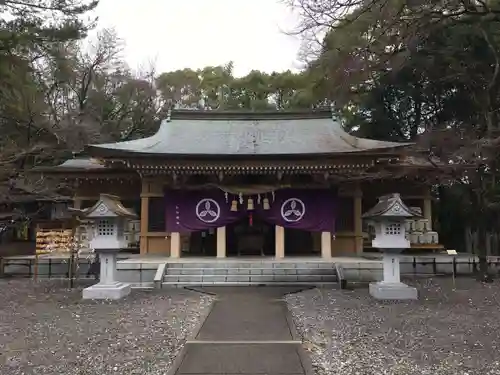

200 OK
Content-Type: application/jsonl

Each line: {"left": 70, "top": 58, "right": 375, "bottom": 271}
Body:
{"left": 0, "top": 280, "right": 213, "bottom": 375}
{"left": 286, "top": 278, "right": 500, "bottom": 375}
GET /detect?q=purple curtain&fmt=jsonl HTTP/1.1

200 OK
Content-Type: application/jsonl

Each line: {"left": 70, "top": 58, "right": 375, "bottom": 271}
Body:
{"left": 165, "top": 190, "right": 244, "bottom": 233}
{"left": 257, "top": 189, "right": 336, "bottom": 232}
{"left": 165, "top": 189, "right": 336, "bottom": 233}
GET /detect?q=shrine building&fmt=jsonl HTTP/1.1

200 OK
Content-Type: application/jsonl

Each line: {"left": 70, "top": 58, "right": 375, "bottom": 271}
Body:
{"left": 37, "top": 109, "right": 439, "bottom": 259}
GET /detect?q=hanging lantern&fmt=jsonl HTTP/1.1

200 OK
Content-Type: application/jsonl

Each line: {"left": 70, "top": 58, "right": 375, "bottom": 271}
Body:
{"left": 249, "top": 212, "right": 253, "bottom": 226}
{"left": 230, "top": 199, "right": 238, "bottom": 212}
{"left": 239, "top": 192, "right": 243, "bottom": 204}
{"left": 263, "top": 197, "right": 270, "bottom": 210}
{"left": 247, "top": 197, "right": 254, "bottom": 210}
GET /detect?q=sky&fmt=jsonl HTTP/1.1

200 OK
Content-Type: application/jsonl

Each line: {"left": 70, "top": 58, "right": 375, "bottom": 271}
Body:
{"left": 93, "top": 0, "right": 303, "bottom": 77}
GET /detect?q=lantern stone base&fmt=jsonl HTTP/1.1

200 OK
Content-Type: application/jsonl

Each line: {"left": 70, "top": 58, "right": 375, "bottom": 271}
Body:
{"left": 82, "top": 248, "right": 130, "bottom": 300}
{"left": 369, "top": 282, "right": 418, "bottom": 300}
{"left": 82, "top": 282, "right": 131, "bottom": 300}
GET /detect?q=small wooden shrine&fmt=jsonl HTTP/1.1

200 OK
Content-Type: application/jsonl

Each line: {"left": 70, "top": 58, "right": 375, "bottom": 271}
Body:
{"left": 35, "top": 109, "right": 441, "bottom": 258}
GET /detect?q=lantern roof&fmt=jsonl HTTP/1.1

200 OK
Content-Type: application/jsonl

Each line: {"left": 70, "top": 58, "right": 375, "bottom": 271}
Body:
{"left": 70, "top": 194, "right": 137, "bottom": 219}
{"left": 362, "top": 193, "right": 421, "bottom": 219}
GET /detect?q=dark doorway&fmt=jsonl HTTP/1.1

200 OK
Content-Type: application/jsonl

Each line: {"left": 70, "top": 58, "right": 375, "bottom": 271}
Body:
{"left": 226, "top": 216, "right": 275, "bottom": 256}
{"left": 284, "top": 228, "right": 314, "bottom": 256}
{"left": 188, "top": 229, "right": 217, "bottom": 256}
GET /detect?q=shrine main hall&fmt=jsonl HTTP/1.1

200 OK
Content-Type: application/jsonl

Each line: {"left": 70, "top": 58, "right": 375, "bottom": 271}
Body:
{"left": 39, "top": 109, "right": 436, "bottom": 258}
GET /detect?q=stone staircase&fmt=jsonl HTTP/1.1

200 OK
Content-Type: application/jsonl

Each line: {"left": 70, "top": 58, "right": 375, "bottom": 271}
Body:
{"left": 160, "top": 260, "right": 339, "bottom": 287}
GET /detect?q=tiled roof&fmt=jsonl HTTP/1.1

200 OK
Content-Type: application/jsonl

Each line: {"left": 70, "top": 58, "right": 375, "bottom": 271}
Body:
{"left": 56, "top": 158, "right": 106, "bottom": 169}
{"left": 85, "top": 110, "right": 413, "bottom": 157}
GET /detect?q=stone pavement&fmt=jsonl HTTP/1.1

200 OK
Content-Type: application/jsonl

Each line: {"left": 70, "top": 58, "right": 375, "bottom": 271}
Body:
{"left": 170, "top": 287, "right": 314, "bottom": 375}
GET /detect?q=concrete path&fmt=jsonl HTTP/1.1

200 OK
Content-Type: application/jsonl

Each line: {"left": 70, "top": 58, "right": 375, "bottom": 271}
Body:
{"left": 171, "top": 287, "right": 314, "bottom": 375}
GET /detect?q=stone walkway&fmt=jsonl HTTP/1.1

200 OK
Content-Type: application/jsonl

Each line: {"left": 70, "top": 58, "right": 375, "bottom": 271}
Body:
{"left": 171, "top": 287, "right": 313, "bottom": 375}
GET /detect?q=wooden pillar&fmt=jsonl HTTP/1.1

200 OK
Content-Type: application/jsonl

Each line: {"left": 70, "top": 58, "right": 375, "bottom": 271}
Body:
{"left": 72, "top": 195, "right": 82, "bottom": 249}
{"left": 216, "top": 226, "right": 226, "bottom": 258}
{"left": 354, "top": 184, "right": 363, "bottom": 255}
{"left": 275, "top": 225, "right": 285, "bottom": 259}
{"left": 73, "top": 197, "right": 82, "bottom": 210}
{"left": 140, "top": 179, "right": 149, "bottom": 254}
{"left": 170, "top": 232, "right": 181, "bottom": 258}
{"left": 423, "top": 188, "right": 432, "bottom": 230}
{"left": 321, "top": 232, "right": 332, "bottom": 259}
{"left": 73, "top": 180, "right": 82, "bottom": 210}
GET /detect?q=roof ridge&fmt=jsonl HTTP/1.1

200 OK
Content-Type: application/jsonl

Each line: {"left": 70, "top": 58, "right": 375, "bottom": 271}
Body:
{"left": 169, "top": 109, "right": 333, "bottom": 121}
{"left": 329, "top": 123, "right": 360, "bottom": 149}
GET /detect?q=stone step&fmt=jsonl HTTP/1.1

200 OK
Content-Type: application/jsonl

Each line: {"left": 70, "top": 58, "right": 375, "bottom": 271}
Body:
{"left": 161, "top": 281, "right": 339, "bottom": 287}
{"left": 165, "top": 268, "right": 336, "bottom": 276}
{"left": 167, "top": 262, "right": 335, "bottom": 269}
{"left": 163, "top": 274, "right": 337, "bottom": 283}
{"left": 161, "top": 261, "right": 339, "bottom": 286}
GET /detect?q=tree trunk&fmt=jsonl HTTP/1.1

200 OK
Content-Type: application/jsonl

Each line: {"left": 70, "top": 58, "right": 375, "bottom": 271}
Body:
{"left": 495, "top": 232, "right": 500, "bottom": 256}
{"left": 465, "top": 226, "right": 474, "bottom": 253}
{"left": 476, "top": 224, "right": 493, "bottom": 282}
{"left": 486, "top": 231, "right": 492, "bottom": 256}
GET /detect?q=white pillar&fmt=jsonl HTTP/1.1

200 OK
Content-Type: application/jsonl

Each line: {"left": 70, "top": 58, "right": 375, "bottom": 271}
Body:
{"left": 99, "top": 252, "right": 117, "bottom": 284}
{"left": 382, "top": 254, "right": 401, "bottom": 284}
{"left": 275, "top": 225, "right": 285, "bottom": 259}
{"left": 321, "top": 232, "right": 332, "bottom": 259}
{"left": 170, "top": 232, "right": 181, "bottom": 258}
{"left": 217, "top": 226, "right": 226, "bottom": 258}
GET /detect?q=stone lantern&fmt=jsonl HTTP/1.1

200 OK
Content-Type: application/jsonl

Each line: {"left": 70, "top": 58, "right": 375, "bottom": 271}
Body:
{"left": 362, "top": 193, "right": 420, "bottom": 300}
{"left": 71, "top": 194, "right": 137, "bottom": 300}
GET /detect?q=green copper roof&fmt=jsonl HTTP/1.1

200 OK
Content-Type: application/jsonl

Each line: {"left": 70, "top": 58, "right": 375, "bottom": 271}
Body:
{"left": 86, "top": 110, "right": 412, "bottom": 157}
{"left": 57, "top": 158, "right": 106, "bottom": 169}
